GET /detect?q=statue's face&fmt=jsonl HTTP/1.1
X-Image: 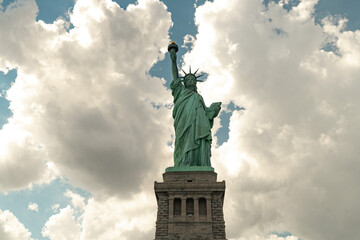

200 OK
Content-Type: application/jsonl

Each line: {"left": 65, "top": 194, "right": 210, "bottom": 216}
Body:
{"left": 184, "top": 75, "right": 196, "bottom": 88}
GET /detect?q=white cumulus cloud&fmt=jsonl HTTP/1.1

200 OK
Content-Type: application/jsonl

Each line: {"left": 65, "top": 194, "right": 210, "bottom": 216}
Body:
{"left": 27, "top": 202, "right": 38, "bottom": 212}
{"left": 65, "top": 190, "right": 86, "bottom": 210}
{"left": 0, "top": 209, "right": 33, "bottom": 240}
{"left": 236, "top": 234, "right": 300, "bottom": 240}
{"left": 0, "top": 0, "right": 173, "bottom": 195}
{"left": 183, "top": 0, "right": 360, "bottom": 239}
{"left": 42, "top": 192, "right": 156, "bottom": 240}
{"left": 51, "top": 204, "right": 60, "bottom": 213}
{"left": 42, "top": 205, "right": 81, "bottom": 240}
{"left": 79, "top": 194, "right": 156, "bottom": 240}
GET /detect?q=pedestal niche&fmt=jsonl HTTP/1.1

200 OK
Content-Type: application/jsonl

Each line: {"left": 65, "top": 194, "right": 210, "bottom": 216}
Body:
{"left": 154, "top": 168, "right": 227, "bottom": 240}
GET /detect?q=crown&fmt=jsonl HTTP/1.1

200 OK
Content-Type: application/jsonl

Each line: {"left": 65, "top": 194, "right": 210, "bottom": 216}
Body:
{"left": 180, "top": 66, "right": 204, "bottom": 82}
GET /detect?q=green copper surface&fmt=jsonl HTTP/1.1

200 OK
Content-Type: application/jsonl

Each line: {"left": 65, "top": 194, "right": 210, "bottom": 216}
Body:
{"left": 168, "top": 42, "right": 221, "bottom": 169}
{"left": 165, "top": 166, "right": 214, "bottom": 172}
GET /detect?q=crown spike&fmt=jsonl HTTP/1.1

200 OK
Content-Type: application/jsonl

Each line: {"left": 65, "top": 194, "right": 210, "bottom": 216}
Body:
{"left": 196, "top": 74, "right": 204, "bottom": 78}
{"left": 181, "top": 68, "right": 187, "bottom": 75}
{"left": 189, "top": 65, "right": 191, "bottom": 74}
{"left": 194, "top": 68, "right": 199, "bottom": 75}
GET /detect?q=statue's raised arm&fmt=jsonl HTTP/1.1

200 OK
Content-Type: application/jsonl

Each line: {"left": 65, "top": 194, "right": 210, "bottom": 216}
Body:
{"left": 168, "top": 41, "right": 179, "bottom": 81}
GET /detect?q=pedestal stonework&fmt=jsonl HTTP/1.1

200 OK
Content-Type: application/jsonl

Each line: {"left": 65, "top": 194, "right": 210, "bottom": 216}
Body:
{"left": 154, "top": 171, "right": 227, "bottom": 240}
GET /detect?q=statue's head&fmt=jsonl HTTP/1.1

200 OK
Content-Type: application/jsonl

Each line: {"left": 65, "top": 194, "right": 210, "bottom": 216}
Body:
{"left": 184, "top": 74, "right": 197, "bottom": 88}
{"left": 181, "top": 66, "right": 203, "bottom": 91}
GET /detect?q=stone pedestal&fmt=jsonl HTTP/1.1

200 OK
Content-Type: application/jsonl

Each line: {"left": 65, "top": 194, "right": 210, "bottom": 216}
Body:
{"left": 154, "top": 171, "right": 227, "bottom": 240}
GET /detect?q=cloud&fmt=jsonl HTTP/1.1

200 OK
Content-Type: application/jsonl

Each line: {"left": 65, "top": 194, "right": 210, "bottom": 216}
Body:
{"left": 27, "top": 202, "right": 39, "bottom": 212}
{"left": 79, "top": 194, "right": 156, "bottom": 240}
{"left": 42, "top": 192, "right": 156, "bottom": 240}
{"left": 235, "top": 234, "right": 300, "bottom": 240}
{"left": 65, "top": 190, "right": 86, "bottom": 210}
{"left": 0, "top": 123, "right": 55, "bottom": 191}
{"left": 51, "top": 204, "right": 60, "bottom": 213}
{"left": 0, "top": 0, "right": 173, "bottom": 195}
{"left": 183, "top": 0, "right": 360, "bottom": 239}
{"left": 42, "top": 206, "right": 81, "bottom": 240}
{"left": 0, "top": 209, "right": 33, "bottom": 240}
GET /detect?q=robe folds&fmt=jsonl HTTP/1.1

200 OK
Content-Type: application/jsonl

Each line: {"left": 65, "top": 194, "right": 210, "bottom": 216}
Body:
{"left": 171, "top": 77, "right": 214, "bottom": 167}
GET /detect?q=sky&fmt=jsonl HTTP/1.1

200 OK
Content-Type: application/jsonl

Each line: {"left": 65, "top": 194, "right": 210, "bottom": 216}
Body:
{"left": 0, "top": 0, "right": 359, "bottom": 239}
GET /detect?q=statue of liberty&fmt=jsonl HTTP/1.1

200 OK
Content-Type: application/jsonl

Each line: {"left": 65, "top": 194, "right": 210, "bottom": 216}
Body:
{"left": 167, "top": 41, "right": 221, "bottom": 169}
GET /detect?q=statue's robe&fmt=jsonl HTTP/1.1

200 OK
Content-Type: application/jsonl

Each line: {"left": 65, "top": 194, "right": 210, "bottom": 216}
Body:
{"left": 171, "top": 77, "right": 214, "bottom": 166}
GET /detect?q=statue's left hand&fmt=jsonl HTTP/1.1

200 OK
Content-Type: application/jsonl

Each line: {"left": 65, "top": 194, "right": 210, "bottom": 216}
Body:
{"left": 207, "top": 102, "right": 222, "bottom": 119}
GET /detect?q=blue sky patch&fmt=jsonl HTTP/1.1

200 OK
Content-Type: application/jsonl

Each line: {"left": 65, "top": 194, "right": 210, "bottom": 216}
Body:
{"left": 0, "top": 178, "right": 90, "bottom": 240}
{"left": 0, "top": 69, "right": 16, "bottom": 128}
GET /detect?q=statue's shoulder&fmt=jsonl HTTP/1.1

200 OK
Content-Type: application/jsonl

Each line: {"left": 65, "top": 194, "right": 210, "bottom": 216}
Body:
{"left": 171, "top": 77, "right": 183, "bottom": 91}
